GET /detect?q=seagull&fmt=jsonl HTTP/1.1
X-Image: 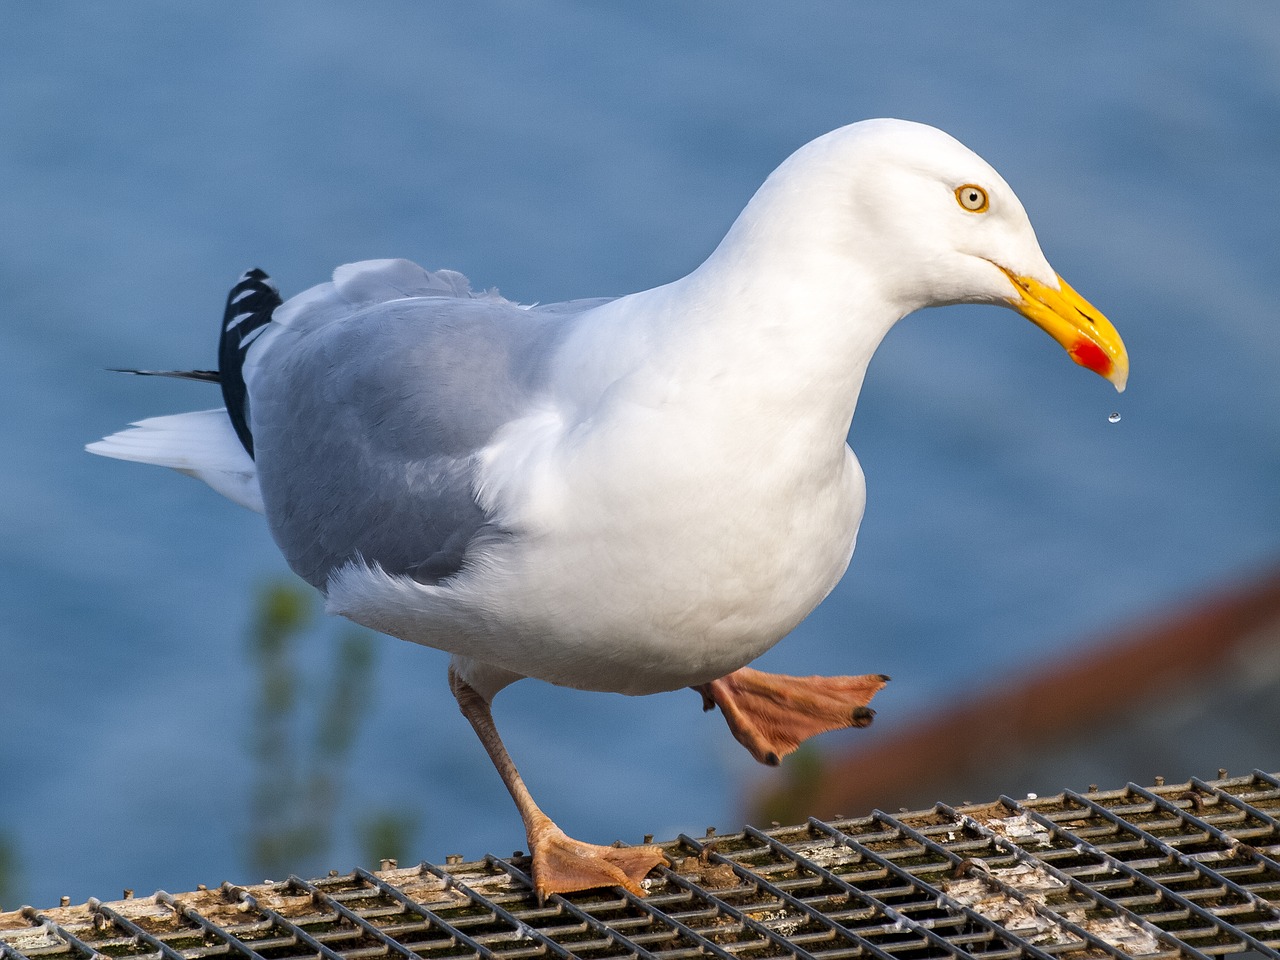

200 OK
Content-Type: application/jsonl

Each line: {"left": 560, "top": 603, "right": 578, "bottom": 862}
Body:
{"left": 88, "top": 119, "right": 1128, "bottom": 900}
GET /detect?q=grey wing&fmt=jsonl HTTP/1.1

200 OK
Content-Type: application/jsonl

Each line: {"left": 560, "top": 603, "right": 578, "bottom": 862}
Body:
{"left": 246, "top": 260, "right": 607, "bottom": 590}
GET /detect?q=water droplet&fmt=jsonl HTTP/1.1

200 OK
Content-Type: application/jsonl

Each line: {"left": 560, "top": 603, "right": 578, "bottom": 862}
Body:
{"left": 1108, "top": 412, "right": 1121, "bottom": 424}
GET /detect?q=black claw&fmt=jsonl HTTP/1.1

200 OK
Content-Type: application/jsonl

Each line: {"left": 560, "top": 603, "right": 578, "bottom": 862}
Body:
{"left": 763, "top": 751, "right": 781, "bottom": 766}
{"left": 851, "top": 706, "right": 876, "bottom": 727}
{"left": 877, "top": 674, "right": 892, "bottom": 682}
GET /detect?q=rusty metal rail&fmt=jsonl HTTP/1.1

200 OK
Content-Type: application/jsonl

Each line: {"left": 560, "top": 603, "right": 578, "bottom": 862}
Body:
{"left": 3, "top": 770, "right": 1279, "bottom": 960}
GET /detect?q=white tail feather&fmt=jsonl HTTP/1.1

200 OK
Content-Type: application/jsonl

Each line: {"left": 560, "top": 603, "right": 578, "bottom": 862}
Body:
{"left": 86, "top": 408, "right": 264, "bottom": 513}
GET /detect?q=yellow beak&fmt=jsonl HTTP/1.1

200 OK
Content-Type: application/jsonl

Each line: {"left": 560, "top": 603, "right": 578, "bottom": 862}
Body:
{"left": 998, "top": 267, "right": 1129, "bottom": 392}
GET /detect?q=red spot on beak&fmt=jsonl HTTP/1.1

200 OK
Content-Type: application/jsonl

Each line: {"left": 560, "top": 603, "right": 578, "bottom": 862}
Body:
{"left": 1069, "top": 338, "right": 1112, "bottom": 377}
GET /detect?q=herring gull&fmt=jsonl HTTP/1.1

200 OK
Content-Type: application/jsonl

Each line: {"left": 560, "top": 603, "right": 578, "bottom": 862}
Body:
{"left": 88, "top": 119, "right": 1128, "bottom": 899}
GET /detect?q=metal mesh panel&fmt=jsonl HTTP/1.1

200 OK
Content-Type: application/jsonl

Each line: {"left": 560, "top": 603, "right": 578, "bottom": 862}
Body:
{"left": 4, "top": 771, "right": 1278, "bottom": 960}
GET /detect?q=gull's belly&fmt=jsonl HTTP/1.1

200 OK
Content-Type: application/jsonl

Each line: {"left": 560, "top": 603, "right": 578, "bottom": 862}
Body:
{"left": 325, "top": 399, "right": 869, "bottom": 696}
{"left": 473, "top": 445, "right": 867, "bottom": 694}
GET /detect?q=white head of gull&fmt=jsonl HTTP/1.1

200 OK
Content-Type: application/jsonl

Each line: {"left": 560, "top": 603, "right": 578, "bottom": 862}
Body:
{"left": 89, "top": 119, "right": 1128, "bottom": 900}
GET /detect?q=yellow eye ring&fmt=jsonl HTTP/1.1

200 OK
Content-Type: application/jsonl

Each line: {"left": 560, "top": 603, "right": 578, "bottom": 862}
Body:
{"left": 955, "top": 184, "right": 989, "bottom": 213}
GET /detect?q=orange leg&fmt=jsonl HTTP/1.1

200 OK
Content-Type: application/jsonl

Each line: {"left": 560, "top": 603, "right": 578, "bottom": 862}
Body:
{"left": 694, "top": 666, "right": 889, "bottom": 765}
{"left": 449, "top": 666, "right": 666, "bottom": 902}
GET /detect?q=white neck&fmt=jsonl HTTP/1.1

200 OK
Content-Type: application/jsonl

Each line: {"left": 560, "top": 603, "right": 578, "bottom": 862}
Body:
{"left": 554, "top": 136, "right": 922, "bottom": 466}
{"left": 623, "top": 168, "right": 908, "bottom": 446}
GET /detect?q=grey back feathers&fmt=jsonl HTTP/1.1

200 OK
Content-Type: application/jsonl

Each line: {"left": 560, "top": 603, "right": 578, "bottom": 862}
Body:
{"left": 245, "top": 259, "right": 612, "bottom": 590}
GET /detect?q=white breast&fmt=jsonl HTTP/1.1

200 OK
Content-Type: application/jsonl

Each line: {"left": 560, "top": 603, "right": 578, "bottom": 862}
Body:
{"left": 329, "top": 383, "right": 868, "bottom": 695}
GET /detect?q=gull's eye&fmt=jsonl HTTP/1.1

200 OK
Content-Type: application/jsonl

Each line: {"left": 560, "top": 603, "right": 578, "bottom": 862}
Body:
{"left": 955, "top": 184, "right": 989, "bottom": 213}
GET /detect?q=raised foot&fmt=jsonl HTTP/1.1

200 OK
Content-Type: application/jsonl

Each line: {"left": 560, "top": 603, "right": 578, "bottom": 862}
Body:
{"left": 695, "top": 666, "right": 889, "bottom": 765}
{"left": 529, "top": 822, "right": 667, "bottom": 901}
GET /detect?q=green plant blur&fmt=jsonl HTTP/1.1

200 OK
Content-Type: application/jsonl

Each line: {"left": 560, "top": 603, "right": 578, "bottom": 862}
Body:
{"left": 246, "top": 580, "right": 418, "bottom": 878}
{"left": 0, "top": 833, "right": 17, "bottom": 911}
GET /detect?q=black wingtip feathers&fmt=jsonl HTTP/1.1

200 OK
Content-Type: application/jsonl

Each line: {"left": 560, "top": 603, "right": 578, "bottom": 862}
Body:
{"left": 218, "top": 268, "right": 282, "bottom": 459}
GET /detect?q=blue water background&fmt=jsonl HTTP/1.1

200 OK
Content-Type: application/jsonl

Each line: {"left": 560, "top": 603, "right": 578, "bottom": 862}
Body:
{"left": 2, "top": 1, "right": 1278, "bottom": 906}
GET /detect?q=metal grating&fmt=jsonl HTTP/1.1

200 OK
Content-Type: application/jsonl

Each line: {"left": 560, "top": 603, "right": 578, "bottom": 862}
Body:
{"left": 4, "top": 771, "right": 1280, "bottom": 960}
